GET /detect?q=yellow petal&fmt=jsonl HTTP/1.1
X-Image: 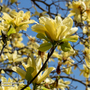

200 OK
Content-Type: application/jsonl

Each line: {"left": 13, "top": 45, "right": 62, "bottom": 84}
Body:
{"left": 22, "top": 62, "right": 27, "bottom": 71}
{"left": 41, "top": 17, "right": 58, "bottom": 41}
{"left": 85, "top": 57, "right": 90, "bottom": 68}
{"left": 20, "top": 20, "right": 36, "bottom": 26}
{"left": 37, "top": 67, "right": 55, "bottom": 84}
{"left": 39, "top": 17, "right": 46, "bottom": 25}
{"left": 52, "top": 51, "right": 60, "bottom": 58}
{"left": 56, "top": 25, "right": 67, "bottom": 40}
{"left": 68, "top": 12, "right": 75, "bottom": 17}
{"left": 22, "top": 58, "right": 32, "bottom": 70}
{"left": 68, "top": 27, "right": 78, "bottom": 35}
{"left": 27, "top": 58, "right": 32, "bottom": 67}
{"left": 66, "top": 35, "right": 79, "bottom": 42}
{"left": 3, "top": 12, "right": 13, "bottom": 23}
{"left": 63, "top": 17, "right": 73, "bottom": 29}
{"left": 23, "top": 11, "right": 30, "bottom": 20}
{"left": 1, "top": 76, "right": 7, "bottom": 82}
{"left": 10, "top": 9, "right": 17, "bottom": 17}
{"left": 12, "top": 67, "right": 26, "bottom": 79}
{"left": 18, "top": 24, "right": 29, "bottom": 31}
{"left": 36, "top": 57, "right": 42, "bottom": 71}
{"left": 13, "top": 51, "right": 17, "bottom": 62}
{"left": 55, "top": 16, "right": 62, "bottom": 26}
{"left": 83, "top": 26, "right": 87, "bottom": 33}
{"left": 32, "top": 24, "right": 47, "bottom": 34}
{"left": 1, "top": 70, "right": 5, "bottom": 74}
{"left": 14, "top": 58, "right": 23, "bottom": 62}
{"left": 45, "top": 18, "right": 56, "bottom": 40}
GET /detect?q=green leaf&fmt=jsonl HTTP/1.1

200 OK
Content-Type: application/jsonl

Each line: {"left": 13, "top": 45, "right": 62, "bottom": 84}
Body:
{"left": 40, "top": 86, "right": 50, "bottom": 90}
{"left": 38, "top": 42, "right": 52, "bottom": 52}
{"left": 25, "top": 67, "right": 34, "bottom": 81}
{"left": 60, "top": 42, "right": 71, "bottom": 52}
{"left": 36, "top": 33, "right": 50, "bottom": 41}
{"left": 7, "top": 27, "right": 16, "bottom": 36}
{"left": 23, "top": 86, "right": 31, "bottom": 90}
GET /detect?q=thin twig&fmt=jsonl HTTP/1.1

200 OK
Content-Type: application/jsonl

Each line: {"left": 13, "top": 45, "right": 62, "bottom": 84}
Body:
{"left": 51, "top": 75, "right": 90, "bottom": 86}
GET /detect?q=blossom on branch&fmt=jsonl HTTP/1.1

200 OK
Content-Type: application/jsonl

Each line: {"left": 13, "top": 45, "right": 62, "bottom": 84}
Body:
{"left": 67, "top": 1, "right": 86, "bottom": 22}
{"left": 0, "top": 10, "right": 35, "bottom": 35}
{"left": 32, "top": 16, "right": 78, "bottom": 42}
{"left": 12, "top": 54, "right": 55, "bottom": 84}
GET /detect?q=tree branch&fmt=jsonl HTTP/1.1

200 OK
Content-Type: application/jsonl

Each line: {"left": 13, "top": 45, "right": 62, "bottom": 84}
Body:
{"left": 51, "top": 75, "right": 90, "bottom": 87}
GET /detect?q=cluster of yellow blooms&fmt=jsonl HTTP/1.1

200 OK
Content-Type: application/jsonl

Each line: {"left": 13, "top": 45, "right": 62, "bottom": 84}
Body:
{"left": 67, "top": 0, "right": 90, "bottom": 79}
{"left": 0, "top": 3, "right": 79, "bottom": 89}
{"left": 67, "top": 0, "right": 90, "bottom": 33}
{"left": 3, "top": 0, "right": 90, "bottom": 89}
{"left": 0, "top": 10, "right": 35, "bottom": 34}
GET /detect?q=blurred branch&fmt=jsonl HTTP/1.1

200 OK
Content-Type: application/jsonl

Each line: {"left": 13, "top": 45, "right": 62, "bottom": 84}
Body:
{"left": 51, "top": 75, "right": 89, "bottom": 87}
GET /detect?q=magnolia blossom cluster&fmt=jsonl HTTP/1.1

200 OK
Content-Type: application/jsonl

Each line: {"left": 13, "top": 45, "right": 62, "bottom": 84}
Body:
{"left": 67, "top": 0, "right": 90, "bottom": 34}
{"left": 0, "top": 10, "right": 35, "bottom": 32}
{"left": 67, "top": 0, "right": 87, "bottom": 22}
{"left": 12, "top": 54, "right": 55, "bottom": 84}
{"left": 67, "top": 0, "right": 90, "bottom": 22}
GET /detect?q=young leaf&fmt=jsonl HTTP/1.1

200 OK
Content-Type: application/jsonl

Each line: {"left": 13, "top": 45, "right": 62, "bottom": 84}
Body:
{"left": 25, "top": 67, "right": 34, "bottom": 81}
{"left": 7, "top": 27, "right": 16, "bottom": 36}
{"left": 60, "top": 42, "right": 71, "bottom": 52}
{"left": 36, "top": 33, "right": 50, "bottom": 41}
{"left": 40, "top": 86, "right": 50, "bottom": 90}
{"left": 22, "top": 86, "right": 31, "bottom": 90}
{"left": 38, "top": 42, "right": 52, "bottom": 52}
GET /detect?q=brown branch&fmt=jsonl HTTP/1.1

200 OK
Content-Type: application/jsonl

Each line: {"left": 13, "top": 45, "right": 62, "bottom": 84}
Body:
{"left": 31, "top": 0, "right": 56, "bottom": 18}
{"left": 0, "top": 44, "right": 6, "bottom": 56}
{"left": 0, "top": 68, "right": 14, "bottom": 72}
{"left": 0, "top": 68, "right": 18, "bottom": 82}
{"left": 51, "top": 75, "right": 90, "bottom": 87}
{"left": 60, "top": 75, "right": 86, "bottom": 86}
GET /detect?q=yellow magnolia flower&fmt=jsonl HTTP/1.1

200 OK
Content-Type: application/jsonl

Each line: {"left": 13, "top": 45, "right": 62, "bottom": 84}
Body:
{"left": 11, "top": 33, "right": 25, "bottom": 48}
{"left": 80, "top": 65, "right": 90, "bottom": 78}
{"left": 32, "top": 16, "right": 78, "bottom": 42}
{"left": 63, "top": 67, "right": 72, "bottom": 75}
{"left": 0, "top": 10, "right": 35, "bottom": 34}
{"left": 68, "top": 1, "right": 86, "bottom": 22}
{"left": 84, "top": 0, "right": 90, "bottom": 21}
{"left": 12, "top": 54, "right": 55, "bottom": 84}
{"left": 7, "top": 50, "right": 26, "bottom": 62}
{"left": 44, "top": 78, "right": 70, "bottom": 90}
